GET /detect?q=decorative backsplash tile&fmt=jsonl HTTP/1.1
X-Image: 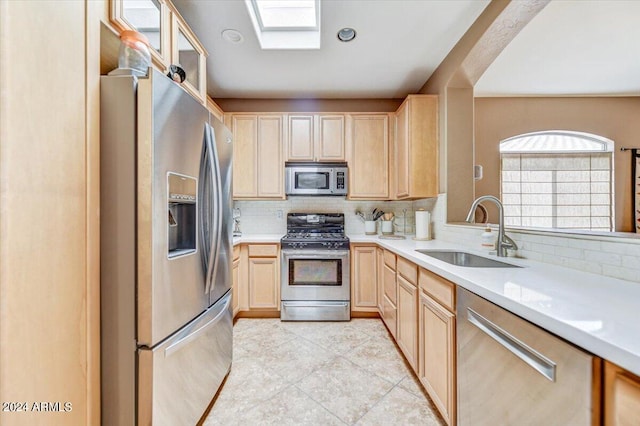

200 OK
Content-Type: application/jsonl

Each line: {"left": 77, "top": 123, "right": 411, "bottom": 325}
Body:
{"left": 233, "top": 197, "right": 432, "bottom": 235}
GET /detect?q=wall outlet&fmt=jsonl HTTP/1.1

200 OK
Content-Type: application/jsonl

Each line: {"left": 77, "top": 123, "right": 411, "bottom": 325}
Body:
{"left": 276, "top": 210, "right": 283, "bottom": 219}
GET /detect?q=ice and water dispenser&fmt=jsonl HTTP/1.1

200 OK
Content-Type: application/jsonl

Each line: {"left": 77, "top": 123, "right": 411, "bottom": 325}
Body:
{"left": 167, "top": 173, "right": 197, "bottom": 258}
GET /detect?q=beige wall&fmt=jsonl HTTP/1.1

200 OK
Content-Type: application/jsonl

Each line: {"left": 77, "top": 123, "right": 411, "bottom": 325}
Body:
{"left": 419, "top": 0, "right": 549, "bottom": 220}
{"left": 474, "top": 97, "right": 640, "bottom": 232}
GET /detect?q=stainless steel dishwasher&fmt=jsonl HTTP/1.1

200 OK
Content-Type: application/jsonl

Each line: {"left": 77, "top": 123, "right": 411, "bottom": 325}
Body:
{"left": 457, "top": 288, "right": 597, "bottom": 425}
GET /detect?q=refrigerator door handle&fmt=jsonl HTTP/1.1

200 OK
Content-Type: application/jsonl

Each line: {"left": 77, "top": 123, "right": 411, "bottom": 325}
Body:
{"left": 207, "top": 123, "right": 224, "bottom": 295}
{"left": 164, "top": 294, "right": 231, "bottom": 357}
{"left": 199, "top": 126, "right": 217, "bottom": 294}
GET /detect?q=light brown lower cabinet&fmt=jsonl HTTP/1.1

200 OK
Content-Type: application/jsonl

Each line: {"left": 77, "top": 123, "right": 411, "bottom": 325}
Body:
{"left": 351, "top": 244, "right": 378, "bottom": 312}
{"left": 232, "top": 256, "right": 240, "bottom": 317}
{"left": 418, "top": 266, "right": 456, "bottom": 426}
{"left": 376, "top": 247, "right": 384, "bottom": 313}
{"left": 419, "top": 291, "right": 456, "bottom": 426}
{"left": 247, "top": 244, "right": 280, "bottom": 310}
{"left": 604, "top": 360, "right": 640, "bottom": 426}
{"left": 396, "top": 274, "right": 418, "bottom": 370}
{"left": 381, "top": 259, "right": 397, "bottom": 338}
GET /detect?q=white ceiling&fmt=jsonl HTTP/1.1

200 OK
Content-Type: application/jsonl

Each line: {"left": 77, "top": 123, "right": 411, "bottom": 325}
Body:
{"left": 172, "top": 0, "right": 490, "bottom": 99}
{"left": 475, "top": 0, "right": 640, "bottom": 97}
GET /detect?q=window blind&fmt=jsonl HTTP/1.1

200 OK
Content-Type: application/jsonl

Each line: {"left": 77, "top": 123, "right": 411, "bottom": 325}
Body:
{"left": 501, "top": 153, "right": 613, "bottom": 231}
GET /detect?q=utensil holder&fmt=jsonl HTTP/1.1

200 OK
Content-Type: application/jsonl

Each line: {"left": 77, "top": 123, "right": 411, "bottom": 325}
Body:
{"left": 381, "top": 220, "right": 394, "bottom": 235}
{"left": 365, "top": 220, "right": 376, "bottom": 235}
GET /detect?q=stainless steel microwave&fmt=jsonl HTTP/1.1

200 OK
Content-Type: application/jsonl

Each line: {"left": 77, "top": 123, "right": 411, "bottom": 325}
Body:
{"left": 285, "top": 162, "right": 348, "bottom": 196}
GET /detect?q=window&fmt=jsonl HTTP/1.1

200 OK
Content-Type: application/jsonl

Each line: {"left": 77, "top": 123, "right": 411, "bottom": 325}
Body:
{"left": 245, "top": 0, "right": 321, "bottom": 49}
{"left": 252, "top": 0, "right": 318, "bottom": 30}
{"left": 500, "top": 131, "right": 614, "bottom": 231}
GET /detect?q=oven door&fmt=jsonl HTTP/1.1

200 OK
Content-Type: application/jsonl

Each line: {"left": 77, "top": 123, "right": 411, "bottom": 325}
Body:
{"left": 281, "top": 249, "right": 350, "bottom": 301}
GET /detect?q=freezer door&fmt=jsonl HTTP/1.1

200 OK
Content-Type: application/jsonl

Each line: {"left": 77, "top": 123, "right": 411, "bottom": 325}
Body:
{"left": 137, "top": 70, "right": 210, "bottom": 346}
{"left": 138, "top": 291, "right": 232, "bottom": 426}
{"left": 208, "top": 117, "right": 234, "bottom": 306}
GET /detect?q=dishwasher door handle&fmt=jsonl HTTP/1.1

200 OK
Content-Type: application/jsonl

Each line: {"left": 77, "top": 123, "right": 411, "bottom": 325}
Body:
{"left": 467, "top": 307, "right": 557, "bottom": 382}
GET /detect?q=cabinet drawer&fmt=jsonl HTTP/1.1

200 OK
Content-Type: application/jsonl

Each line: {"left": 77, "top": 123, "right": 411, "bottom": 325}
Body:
{"left": 419, "top": 268, "right": 455, "bottom": 312}
{"left": 382, "top": 294, "right": 397, "bottom": 338}
{"left": 233, "top": 245, "right": 240, "bottom": 261}
{"left": 248, "top": 244, "right": 278, "bottom": 257}
{"left": 397, "top": 257, "right": 417, "bottom": 284}
{"left": 383, "top": 249, "right": 396, "bottom": 269}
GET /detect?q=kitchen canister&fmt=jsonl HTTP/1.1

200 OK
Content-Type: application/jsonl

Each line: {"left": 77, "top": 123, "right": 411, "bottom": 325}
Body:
{"left": 381, "top": 220, "right": 394, "bottom": 235}
{"left": 364, "top": 220, "right": 377, "bottom": 235}
{"left": 414, "top": 209, "right": 432, "bottom": 240}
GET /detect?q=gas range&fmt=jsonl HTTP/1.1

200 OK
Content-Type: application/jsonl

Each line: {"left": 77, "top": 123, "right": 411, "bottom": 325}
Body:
{"left": 280, "top": 213, "right": 350, "bottom": 250}
{"left": 280, "top": 212, "right": 351, "bottom": 321}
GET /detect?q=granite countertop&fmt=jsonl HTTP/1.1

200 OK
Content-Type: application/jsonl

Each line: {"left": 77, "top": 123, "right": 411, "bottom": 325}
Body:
{"left": 235, "top": 233, "right": 640, "bottom": 375}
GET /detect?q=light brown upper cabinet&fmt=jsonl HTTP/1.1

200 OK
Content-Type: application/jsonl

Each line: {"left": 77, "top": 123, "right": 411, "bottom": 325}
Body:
{"left": 207, "top": 96, "right": 224, "bottom": 123}
{"left": 227, "top": 114, "right": 285, "bottom": 199}
{"left": 170, "top": 4, "right": 207, "bottom": 103}
{"left": 109, "top": 0, "right": 208, "bottom": 104}
{"left": 110, "top": 0, "right": 170, "bottom": 69}
{"left": 393, "top": 95, "right": 438, "bottom": 199}
{"left": 346, "top": 114, "right": 390, "bottom": 200}
{"left": 286, "top": 114, "right": 345, "bottom": 162}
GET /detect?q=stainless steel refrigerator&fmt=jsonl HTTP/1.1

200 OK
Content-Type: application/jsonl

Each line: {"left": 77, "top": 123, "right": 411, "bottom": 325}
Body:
{"left": 100, "top": 68, "right": 233, "bottom": 425}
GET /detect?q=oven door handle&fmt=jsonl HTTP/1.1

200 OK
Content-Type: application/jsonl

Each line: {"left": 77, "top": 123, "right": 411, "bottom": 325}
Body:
{"left": 281, "top": 250, "right": 349, "bottom": 258}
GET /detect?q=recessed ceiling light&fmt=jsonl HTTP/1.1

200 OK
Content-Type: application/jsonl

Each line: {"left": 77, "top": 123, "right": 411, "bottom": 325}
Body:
{"left": 222, "top": 29, "right": 244, "bottom": 44}
{"left": 337, "top": 27, "right": 356, "bottom": 42}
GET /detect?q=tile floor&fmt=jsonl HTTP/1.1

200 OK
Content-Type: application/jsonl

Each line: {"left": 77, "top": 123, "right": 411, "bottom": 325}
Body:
{"left": 204, "top": 318, "right": 445, "bottom": 425}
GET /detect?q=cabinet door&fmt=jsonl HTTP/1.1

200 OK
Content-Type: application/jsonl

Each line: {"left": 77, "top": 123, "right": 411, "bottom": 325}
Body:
{"left": 376, "top": 247, "right": 384, "bottom": 313}
{"left": 171, "top": 13, "right": 207, "bottom": 103}
{"left": 287, "top": 115, "right": 314, "bottom": 161}
{"left": 110, "top": 0, "right": 170, "bottom": 69}
{"left": 397, "top": 275, "right": 418, "bottom": 371}
{"left": 605, "top": 361, "right": 640, "bottom": 426}
{"left": 231, "top": 115, "right": 258, "bottom": 198}
{"left": 419, "top": 291, "right": 456, "bottom": 426}
{"left": 382, "top": 294, "right": 397, "bottom": 338}
{"left": 407, "top": 95, "right": 438, "bottom": 198}
{"left": 351, "top": 245, "right": 378, "bottom": 312}
{"left": 257, "top": 115, "right": 284, "bottom": 198}
{"left": 383, "top": 263, "right": 397, "bottom": 305}
{"left": 347, "top": 115, "right": 389, "bottom": 199}
{"left": 248, "top": 257, "right": 279, "bottom": 309}
{"left": 316, "top": 115, "right": 345, "bottom": 161}
{"left": 395, "top": 100, "right": 410, "bottom": 198}
{"left": 232, "top": 258, "right": 240, "bottom": 317}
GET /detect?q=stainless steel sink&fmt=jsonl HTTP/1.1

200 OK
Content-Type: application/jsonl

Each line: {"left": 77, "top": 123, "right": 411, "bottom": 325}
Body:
{"left": 415, "top": 250, "right": 521, "bottom": 268}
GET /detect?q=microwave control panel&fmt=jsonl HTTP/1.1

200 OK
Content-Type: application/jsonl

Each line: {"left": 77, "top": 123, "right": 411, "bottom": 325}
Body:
{"left": 336, "top": 171, "right": 345, "bottom": 190}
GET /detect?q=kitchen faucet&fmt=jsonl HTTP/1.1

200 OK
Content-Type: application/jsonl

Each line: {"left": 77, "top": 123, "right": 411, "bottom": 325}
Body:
{"left": 465, "top": 195, "right": 517, "bottom": 257}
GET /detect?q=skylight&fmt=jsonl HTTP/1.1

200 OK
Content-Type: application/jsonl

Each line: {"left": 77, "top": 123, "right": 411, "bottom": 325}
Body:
{"left": 253, "top": 0, "right": 318, "bottom": 30}
{"left": 245, "top": 0, "right": 321, "bottom": 49}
